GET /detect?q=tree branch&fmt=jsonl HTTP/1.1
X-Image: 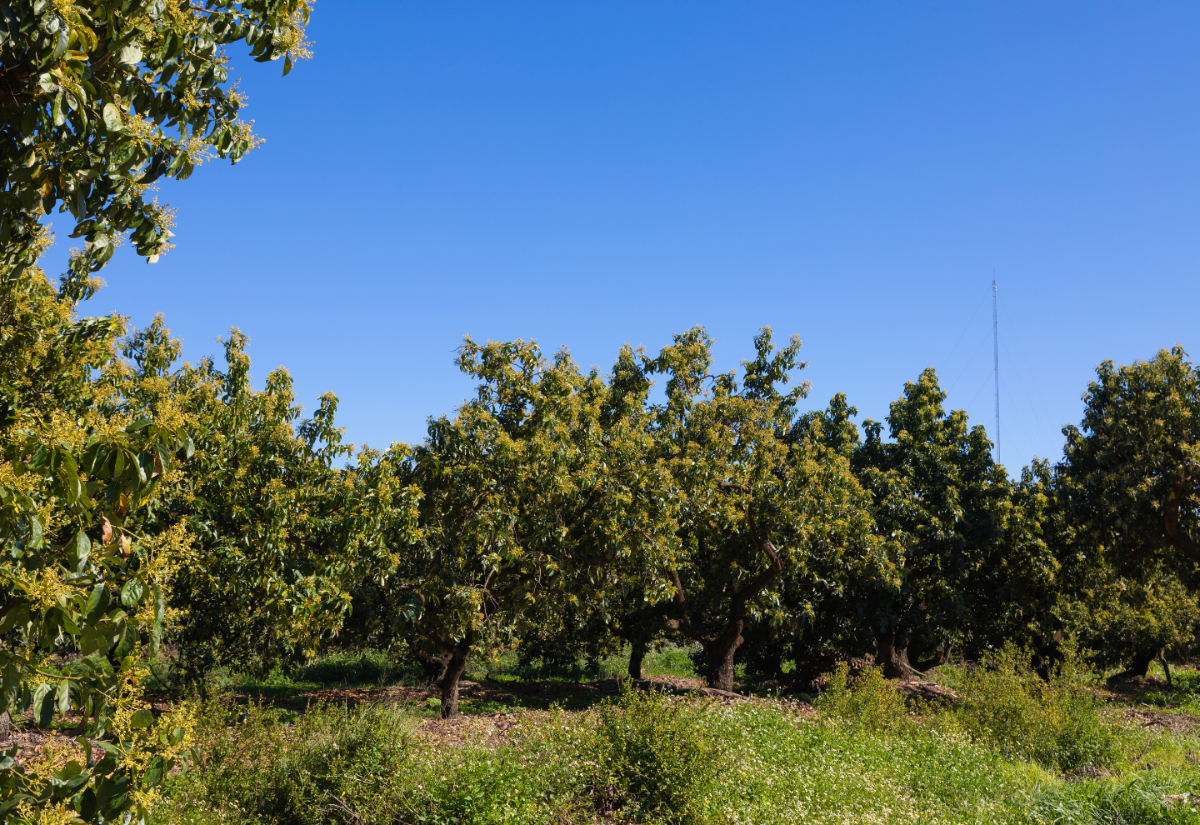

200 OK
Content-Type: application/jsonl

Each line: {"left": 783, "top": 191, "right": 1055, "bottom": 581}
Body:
{"left": 661, "top": 568, "right": 711, "bottom": 644}
{"left": 731, "top": 502, "right": 783, "bottom": 619}
{"left": 1164, "top": 479, "right": 1200, "bottom": 564}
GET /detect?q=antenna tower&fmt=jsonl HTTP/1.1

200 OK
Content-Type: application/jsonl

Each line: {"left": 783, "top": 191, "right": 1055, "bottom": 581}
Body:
{"left": 992, "top": 278, "right": 1000, "bottom": 464}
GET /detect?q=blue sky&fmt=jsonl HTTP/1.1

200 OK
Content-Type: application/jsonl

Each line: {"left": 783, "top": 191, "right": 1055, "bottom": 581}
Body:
{"left": 44, "top": 1, "right": 1200, "bottom": 471}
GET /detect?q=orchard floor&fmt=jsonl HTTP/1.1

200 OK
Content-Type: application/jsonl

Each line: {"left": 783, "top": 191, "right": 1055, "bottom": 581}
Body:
{"left": 18, "top": 649, "right": 1200, "bottom": 824}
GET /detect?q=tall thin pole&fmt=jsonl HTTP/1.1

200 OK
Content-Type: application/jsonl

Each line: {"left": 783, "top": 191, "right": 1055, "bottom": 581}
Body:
{"left": 992, "top": 278, "right": 1000, "bottom": 464}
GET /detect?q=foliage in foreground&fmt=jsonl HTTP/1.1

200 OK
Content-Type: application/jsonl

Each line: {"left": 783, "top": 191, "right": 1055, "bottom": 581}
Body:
{"left": 819, "top": 646, "right": 1124, "bottom": 773}
{"left": 153, "top": 681, "right": 1200, "bottom": 825}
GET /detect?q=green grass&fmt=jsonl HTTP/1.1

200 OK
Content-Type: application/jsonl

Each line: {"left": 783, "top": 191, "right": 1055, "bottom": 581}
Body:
{"left": 200, "top": 644, "right": 700, "bottom": 702}
{"left": 150, "top": 672, "right": 1200, "bottom": 825}
{"left": 468, "top": 644, "right": 700, "bottom": 684}
{"left": 145, "top": 647, "right": 1200, "bottom": 823}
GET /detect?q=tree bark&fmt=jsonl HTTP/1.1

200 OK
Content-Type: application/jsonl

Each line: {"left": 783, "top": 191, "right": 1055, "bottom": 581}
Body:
{"left": 705, "top": 622, "right": 745, "bottom": 692}
{"left": 875, "top": 627, "right": 917, "bottom": 680}
{"left": 1159, "top": 652, "right": 1173, "bottom": 688}
{"left": 0, "top": 711, "right": 9, "bottom": 745}
{"left": 438, "top": 644, "right": 470, "bottom": 719}
{"left": 1164, "top": 480, "right": 1200, "bottom": 563}
{"left": 661, "top": 514, "right": 784, "bottom": 693}
{"left": 417, "top": 650, "right": 451, "bottom": 686}
{"left": 1110, "top": 651, "right": 1155, "bottom": 682}
{"left": 413, "top": 611, "right": 474, "bottom": 719}
{"left": 914, "top": 643, "right": 952, "bottom": 673}
{"left": 628, "top": 639, "right": 647, "bottom": 680}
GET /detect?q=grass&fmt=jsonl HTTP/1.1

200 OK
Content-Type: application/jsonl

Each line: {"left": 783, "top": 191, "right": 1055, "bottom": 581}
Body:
{"left": 152, "top": 658, "right": 1200, "bottom": 825}
{"left": 143, "top": 646, "right": 1200, "bottom": 823}
{"left": 188, "top": 645, "right": 703, "bottom": 719}
{"left": 466, "top": 644, "right": 700, "bottom": 684}
{"left": 150, "top": 686, "right": 1200, "bottom": 825}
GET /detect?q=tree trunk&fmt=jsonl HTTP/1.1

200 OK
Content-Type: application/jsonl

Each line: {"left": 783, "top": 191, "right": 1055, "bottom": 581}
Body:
{"left": 0, "top": 711, "right": 9, "bottom": 745}
{"left": 628, "top": 639, "right": 647, "bottom": 680}
{"left": 438, "top": 645, "right": 469, "bottom": 719}
{"left": 705, "top": 622, "right": 745, "bottom": 692}
{"left": 420, "top": 651, "right": 451, "bottom": 686}
{"left": 1110, "top": 650, "right": 1155, "bottom": 682}
{"left": 875, "top": 627, "right": 916, "bottom": 680}
{"left": 1159, "top": 652, "right": 1173, "bottom": 688}
{"left": 662, "top": 532, "right": 781, "bottom": 695}
{"left": 914, "top": 643, "right": 952, "bottom": 673}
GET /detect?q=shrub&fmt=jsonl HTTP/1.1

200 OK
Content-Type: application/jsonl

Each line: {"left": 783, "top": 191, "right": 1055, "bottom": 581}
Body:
{"left": 948, "top": 644, "right": 1123, "bottom": 772}
{"left": 814, "top": 662, "right": 909, "bottom": 731}
{"left": 153, "top": 698, "right": 418, "bottom": 825}
{"left": 584, "top": 686, "right": 735, "bottom": 823}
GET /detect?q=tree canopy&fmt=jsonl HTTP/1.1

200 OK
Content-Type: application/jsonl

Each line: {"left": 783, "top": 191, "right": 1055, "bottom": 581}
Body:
{"left": 0, "top": 0, "right": 311, "bottom": 274}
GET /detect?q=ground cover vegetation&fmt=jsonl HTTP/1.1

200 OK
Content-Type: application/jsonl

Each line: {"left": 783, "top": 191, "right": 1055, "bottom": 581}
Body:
{"left": 2, "top": 3, "right": 1200, "bottom": 823}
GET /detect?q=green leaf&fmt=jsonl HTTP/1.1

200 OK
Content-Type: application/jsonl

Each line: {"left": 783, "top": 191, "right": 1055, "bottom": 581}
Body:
{"left": 117, "top": 42, "right": 142, "bottom": 65}
{"left": 155, "top": 443, "right": 171, "bottom": 476}
{"left": 102, "top": 102, "right": 124, "bottom": 133}
{"left": 78, "top": 652, "right": 113, "bottom": 679}
{"left": 36, "top": 683, "right": 54, "bottom": 727}
{"left": 121, "top": 578, "right": 144, "bottom": 608}
{"left": 56, "top": 679, "right": 71, "bottom": 715}
{"left": 52, "top": 91, "right": 64, "bottom": 126}
{"left": 71, "top": 529, "right": 91, "bottom": 564}
{"left": 55, "top": 451, "right": 81, "bottom": 503}
{"left": 152, "top": 584, "right": 165, "bottom": 625}
{"left": 143, "top": 756, "right": 165, "bottom": 788}
{"left": 114, "top": 622, "right": 137, "bottom": 659}
{"left": 129, "top": 708, "right": 155, "bottom": 729}
{"left": 86, "top": 583, "right": 110, "bottom": 624}
{"left": 0, "top": 605, "right": 28, "bottom": 634}
{"left": 1, "top": 661, "right": 19, "bottom": 709}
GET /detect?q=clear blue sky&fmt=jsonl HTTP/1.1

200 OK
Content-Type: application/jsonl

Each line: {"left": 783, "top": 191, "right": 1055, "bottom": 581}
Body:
{"left": 44, "top": 1, "right": 1200, "bottom": 471}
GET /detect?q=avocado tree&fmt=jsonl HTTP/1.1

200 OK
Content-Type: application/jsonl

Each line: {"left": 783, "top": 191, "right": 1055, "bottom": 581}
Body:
{"left": 1064, "top": 571, "right": 1200, "bottom": 684}
{"left": 733, "top": 392, "right": 887, "bottom": 684}
{"left": 0, "top": 0, "right": 311, "bottom": 273}
{"left": 394, "top": 338, "right": 677, "bottom": 718}
{"left": 1056, "top": 347, "right": 1200, "bottom": 676}
{"left": 0, "top": 247, "right": 194, "bottom": 822}
{"left": 853, "top": 368, "right": 1011, "bottom": 678}
{"left": 961, "top": 458, "right": 1062, "bottom": 660}
{"left": 651, "top": 328, "right": 880, "bottom": 692}
{"left": 95, "top": 318, "right": 419, "bottom": 681}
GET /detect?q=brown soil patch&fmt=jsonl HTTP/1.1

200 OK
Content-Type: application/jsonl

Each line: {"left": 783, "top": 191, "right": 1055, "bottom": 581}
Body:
{"left": 1113, "top": 707, "right": 1200, "bottom": 735}
{"left": 0, "top": 716, "right": 104, "bottom": 769}
{"left": 417, "top": 710, "right": 542, "bottom": 747}
{"left": 231, "top": 674, "right": 722, "bottom": 715}
{"left": 1065, "top": 765, "right": 1113, "bottom": 782}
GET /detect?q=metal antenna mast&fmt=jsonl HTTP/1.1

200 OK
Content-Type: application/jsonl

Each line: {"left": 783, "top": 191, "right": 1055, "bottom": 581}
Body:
{"left": 992, "top": 278, "right": 1000, "bottom": 464}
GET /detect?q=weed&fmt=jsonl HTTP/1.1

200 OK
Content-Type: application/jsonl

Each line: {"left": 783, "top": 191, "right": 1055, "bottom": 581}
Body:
{"left": 947, "top": 644, "right": 1124, "bottom": 772}
{"left": 814, "top": 662, "right": 910, "bottom": 731}
{"left": 583, "top": 686, "right": 735, "bottom": 823}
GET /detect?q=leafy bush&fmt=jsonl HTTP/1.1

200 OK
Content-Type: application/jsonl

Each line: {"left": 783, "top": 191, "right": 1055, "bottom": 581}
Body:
{"left": 947, "top": 644, "right": 1124, "bottom": 772}
{"left": 583, "top": 687, "right": 735, "bottom": 823}
{"left": 154, "top": 699, "right": 417, "bottom": 824}
{"left": 814, "top": 662, "right": 909, "bottom": 731}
